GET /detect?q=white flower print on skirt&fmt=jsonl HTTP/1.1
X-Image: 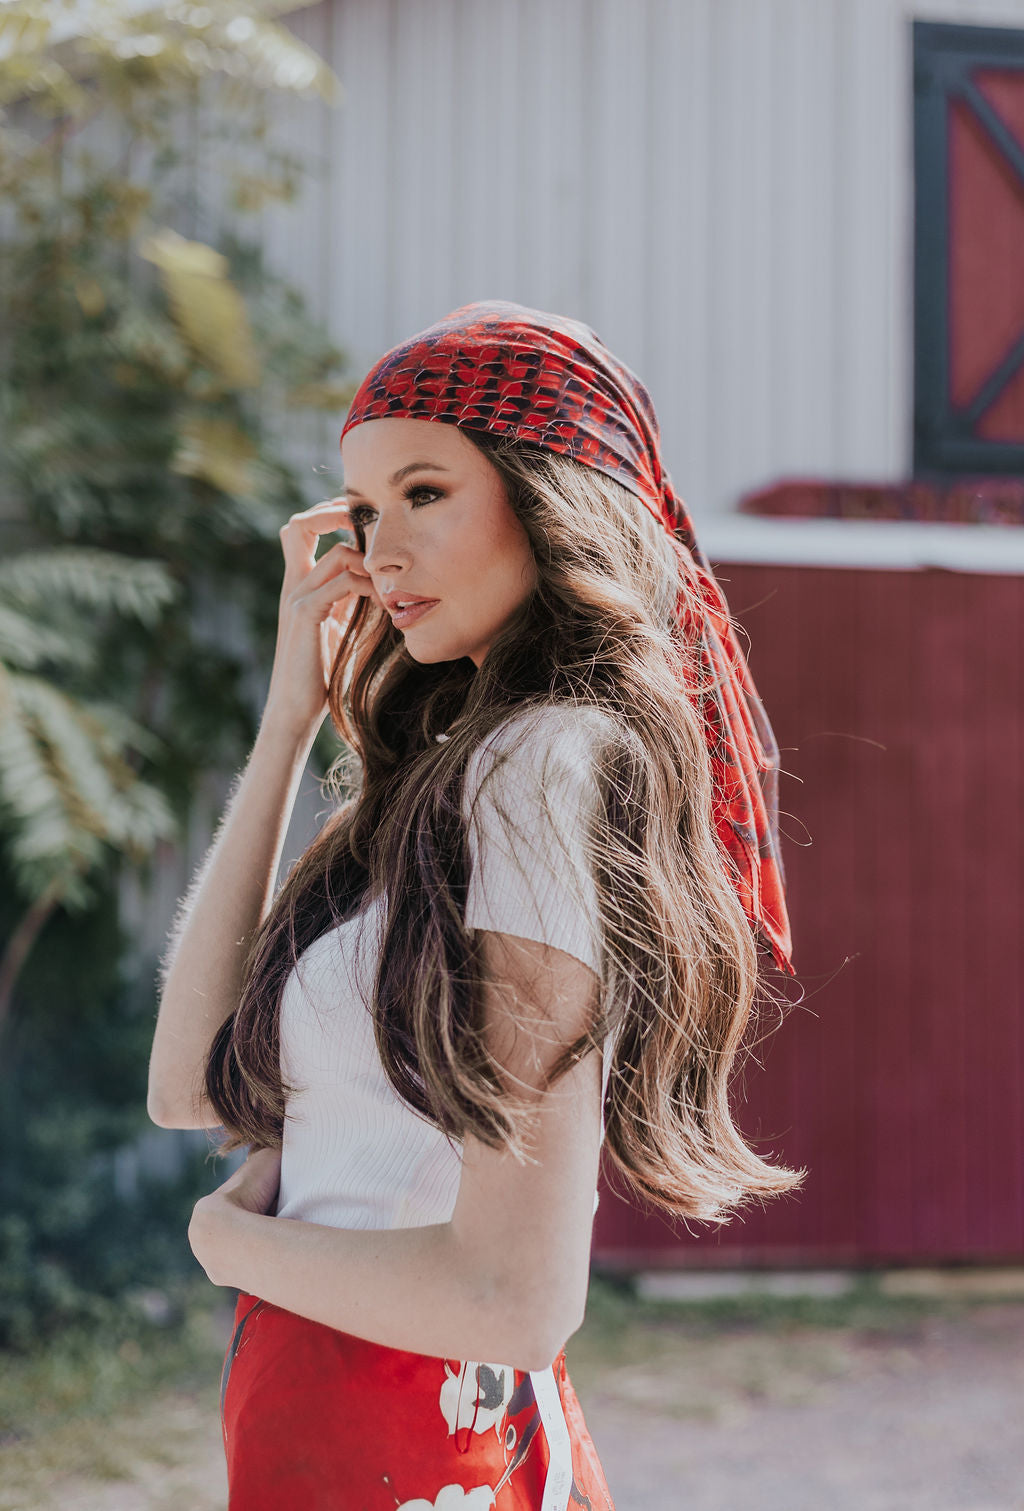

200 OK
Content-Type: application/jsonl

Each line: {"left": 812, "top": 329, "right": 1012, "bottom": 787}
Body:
{"left": 219, "top": 1289, "right": 616, "bottom": 1508}
{"left": 396, "top": 1486, "right": 496, "bottom": 1511}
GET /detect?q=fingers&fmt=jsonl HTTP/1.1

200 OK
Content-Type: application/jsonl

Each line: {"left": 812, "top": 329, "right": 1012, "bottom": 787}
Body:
{"left": 280, "top": 499, "right": 353, "bottom": 540}
{"left": 289, "top": 496, "right": 352, "bottom": 527}
{"left": 280, "top": 500, "right": 361, "bottom": 582}
{"left": 279, "top": 497, "right": 353, "bottom": 540}
{"left": 303, "top": 538, "right": 361, "bottom": 587}
{"left": 276, "top": 500, "right": 386, "bottom": 618}
{"left": 294, "top": 547, "right": 382, "bottom": 616}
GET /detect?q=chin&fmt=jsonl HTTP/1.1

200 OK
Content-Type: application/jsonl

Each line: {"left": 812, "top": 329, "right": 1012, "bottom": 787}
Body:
{"left": 401, "top": 637, "right": 460, "bottom": 665}
{"left": 403, "top": 634, "right": 485, "bottom": 667}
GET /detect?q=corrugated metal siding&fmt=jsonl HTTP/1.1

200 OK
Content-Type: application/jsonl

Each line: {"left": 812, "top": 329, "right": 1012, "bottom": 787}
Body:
{"left": 16, "top": 0, "right": 1024, "bottom": 1226}
{"left": 250, "top": 0, "right": 1024, "bottom": 524}
{"left": 13, "top": 0, "right": 1024, "bottom": 522}
{"left": 593, "top": 560, "right": 1024, "bottom": 1267}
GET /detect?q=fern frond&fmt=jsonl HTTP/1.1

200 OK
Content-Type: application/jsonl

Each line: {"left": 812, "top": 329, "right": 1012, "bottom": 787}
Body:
{"left": 0, "top": 547, "right": 181, "bottom": 628}
{"left": 0, "top": 603, "right": 96, "bottom": 674}
{"left": 0, "top": 673, "right": 179, "bottom": 899}
{"left": 0, "top": 688, "right": 106, "bottom": 880}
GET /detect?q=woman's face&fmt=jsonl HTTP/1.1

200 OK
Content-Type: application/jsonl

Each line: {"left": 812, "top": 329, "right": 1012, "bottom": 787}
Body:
{"left": 339, "top": 417, "right": 538, "bottom": 668}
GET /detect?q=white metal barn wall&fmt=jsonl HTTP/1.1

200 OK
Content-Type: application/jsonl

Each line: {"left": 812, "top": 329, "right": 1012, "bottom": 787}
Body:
{"left": 241, "top": 0, "right": 1024, "bottom": 529}
{"left": 15, "top": 0, "right": 1021, "bottom": 1186}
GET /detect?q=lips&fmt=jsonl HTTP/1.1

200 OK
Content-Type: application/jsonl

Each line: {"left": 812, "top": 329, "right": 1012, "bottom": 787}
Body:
{"left": 387, "top": 597, "right": 439, "bottom": 614}
{"left": 382, "top": 590, "right": 439, "bottom": 612}
{"left": 388, "top": 597, "right": 440, "bottom": 628}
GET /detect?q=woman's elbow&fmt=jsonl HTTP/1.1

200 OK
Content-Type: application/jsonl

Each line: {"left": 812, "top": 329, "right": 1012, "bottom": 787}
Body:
{"left": 513, "top": 1295, "right": 585, "bottom": 1374}
{"left": 454, "top": 1231, "right": 587, "bottom": 1372}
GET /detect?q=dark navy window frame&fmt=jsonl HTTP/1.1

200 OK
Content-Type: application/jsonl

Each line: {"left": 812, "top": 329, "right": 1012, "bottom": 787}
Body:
{"left": 913, "top": 19, "right": 1024, "bottom": 477}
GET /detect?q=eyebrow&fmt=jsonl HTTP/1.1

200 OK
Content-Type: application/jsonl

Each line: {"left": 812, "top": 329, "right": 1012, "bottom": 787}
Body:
{"left": 343, "top": 461, "right": 450, "bottom": 499}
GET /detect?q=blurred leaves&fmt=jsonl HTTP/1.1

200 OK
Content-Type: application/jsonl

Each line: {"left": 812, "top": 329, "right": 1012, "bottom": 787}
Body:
{"left": 0, "top": 0, "right": 354, "bottom": 1344}
{"left": 0, "top": 0, "right": 342, "bottom": 117}
{"left": 0, "top": 0, "right": 343, "bottom": 230}
{"left": 0, "top": 0, "right": 353, "bottom": 1027}
{"left": 171, "top": 410, "right": 259, "bottom": 493}
{"left": 0, "top": 867, "right": 228, "bottom": 1351}
{"left": 139, "top": 228, "right": 260, "bottom": 389}
{"left": 0, "top": 549, "right": 182, "bottom": 917}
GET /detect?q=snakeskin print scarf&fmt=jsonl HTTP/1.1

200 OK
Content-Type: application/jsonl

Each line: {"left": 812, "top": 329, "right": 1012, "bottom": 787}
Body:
{"left": 339, "top": 300, "right": 795, "bottom": 976}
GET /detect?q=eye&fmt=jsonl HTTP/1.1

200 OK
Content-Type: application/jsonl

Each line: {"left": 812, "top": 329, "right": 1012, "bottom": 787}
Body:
{"left": 346, "top": 484, "right": 443, "bottom": 528}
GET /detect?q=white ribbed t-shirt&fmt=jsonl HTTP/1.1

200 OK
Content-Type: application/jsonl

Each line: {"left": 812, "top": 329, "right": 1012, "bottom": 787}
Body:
{"left": 274, "top": 704, "right": 617, "bottom": 1231}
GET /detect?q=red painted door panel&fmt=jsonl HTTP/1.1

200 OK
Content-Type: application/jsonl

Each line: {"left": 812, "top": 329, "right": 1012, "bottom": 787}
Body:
{"left": 593, "top": 562, "right": 1024, "bottom": 1268}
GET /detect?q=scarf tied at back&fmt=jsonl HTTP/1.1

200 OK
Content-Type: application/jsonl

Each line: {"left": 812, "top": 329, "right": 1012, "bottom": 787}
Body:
{"left": 339, "top": 300, "right": 795, "bottom": 977}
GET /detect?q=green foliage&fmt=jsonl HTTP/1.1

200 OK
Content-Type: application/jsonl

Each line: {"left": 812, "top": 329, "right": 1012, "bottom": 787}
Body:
{"left": 0, "top": 860, "right": 227, "bottom": 1352}
{"left": 0, "top": 1, "right": 340, "bottom": 128}
{"left": 0, "top": 1276, "right": 227, "bottom": 1490}
{"left": 0, "top": 0, "right": 352, "bottom": 941}
{"left": 0, "top": 1, "right": 355, "bottom": 1344}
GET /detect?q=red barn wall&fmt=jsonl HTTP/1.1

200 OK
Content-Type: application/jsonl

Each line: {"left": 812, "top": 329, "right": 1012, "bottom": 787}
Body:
{"left": 594, "top": 560, "right": 1024, "bottom": 1269}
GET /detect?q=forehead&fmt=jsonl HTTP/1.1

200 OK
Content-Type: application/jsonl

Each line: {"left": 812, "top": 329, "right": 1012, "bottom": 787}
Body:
{"left": 340, "top": 416, "right": 479, "bottom": 475}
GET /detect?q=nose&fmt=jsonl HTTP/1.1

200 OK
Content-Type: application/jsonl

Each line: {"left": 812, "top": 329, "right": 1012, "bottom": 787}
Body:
{"left": 360, "top": 515, "right": 410, "bottom": 577}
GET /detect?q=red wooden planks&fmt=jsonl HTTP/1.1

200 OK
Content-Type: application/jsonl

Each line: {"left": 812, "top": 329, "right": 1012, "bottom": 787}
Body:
{"left": 594, "top": 562, "right": 1024, "bottom": 1269}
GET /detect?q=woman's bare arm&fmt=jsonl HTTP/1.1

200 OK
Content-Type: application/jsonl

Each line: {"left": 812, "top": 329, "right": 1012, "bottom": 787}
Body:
{"left": 147, "top": 495, "right": 380, "bottom": 1131}
{"left": 187, "top": 934, "right": 605, "bottom": 1371}
{"left": 147, "top": 707, "right": 320, "bottom": 1129}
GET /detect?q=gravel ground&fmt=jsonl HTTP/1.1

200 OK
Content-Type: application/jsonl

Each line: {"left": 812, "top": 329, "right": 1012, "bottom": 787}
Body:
{"left": 577, "top": 1301, "right": 1024, "bottom": 1511}
{"left": 3, "top": 1284, "right": 1023, "bottom": 1510}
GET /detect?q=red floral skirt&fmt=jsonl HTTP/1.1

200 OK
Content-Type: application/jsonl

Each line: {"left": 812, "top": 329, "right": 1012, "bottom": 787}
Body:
{"left": 220, "top": 1290, "right": 616, "bottom": 1510}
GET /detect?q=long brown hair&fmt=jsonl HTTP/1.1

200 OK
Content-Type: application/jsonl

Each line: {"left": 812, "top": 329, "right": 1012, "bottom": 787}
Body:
{"left": 204, "top": 428, "right": 806, "bottom": 1225}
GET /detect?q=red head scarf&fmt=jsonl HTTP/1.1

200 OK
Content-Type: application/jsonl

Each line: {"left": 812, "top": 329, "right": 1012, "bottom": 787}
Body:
{"left": 339, "top": 300, "right": 795, "bottom": 976}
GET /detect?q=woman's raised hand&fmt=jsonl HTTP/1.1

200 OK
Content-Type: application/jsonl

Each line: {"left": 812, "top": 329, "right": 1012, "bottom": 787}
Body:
{"left": 264, "top": 499, "right": 381, "bottom": 736}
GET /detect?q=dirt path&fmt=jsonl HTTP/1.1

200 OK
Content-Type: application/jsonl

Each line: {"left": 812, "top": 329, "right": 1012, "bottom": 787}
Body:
{"left": 4, "top": 1298, "right": 1023, "bottom": 1510}
{"left": 576, "top": 1302, "right": 1024, "bottom": 1510}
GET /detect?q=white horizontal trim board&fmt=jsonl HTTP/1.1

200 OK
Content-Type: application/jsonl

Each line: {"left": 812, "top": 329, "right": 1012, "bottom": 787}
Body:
{"left": 634, "top": 1266, "right": 1024, "bottom": 1301}
{"left": 699, "top": 516, "right": 1024, "bottom": 574}
{"left": 636, "top": 1269, "right": 858, "bottom": 1300}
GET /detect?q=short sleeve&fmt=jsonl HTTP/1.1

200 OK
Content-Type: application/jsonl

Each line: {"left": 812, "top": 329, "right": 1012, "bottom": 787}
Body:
{"left": 461, "top": 706, "right": 610, "bottom": 978}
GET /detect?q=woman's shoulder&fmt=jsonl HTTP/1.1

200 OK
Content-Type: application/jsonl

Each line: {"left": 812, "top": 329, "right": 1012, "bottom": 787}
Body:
{"left": 460, "top": 705, "right": 615, "bottom": 975}
{"left": 462, "top": 702, "right": 620, "bottom": 802}
{"left": 467, "top": 701, "right": 621, "bottom": 769}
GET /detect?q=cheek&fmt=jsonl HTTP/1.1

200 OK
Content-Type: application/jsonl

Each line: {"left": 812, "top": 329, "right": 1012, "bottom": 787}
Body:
{"left": 467, "top": 536, "right": 535, "bottom": 612}
{"left": 426, "top": 500, "right": 535, "bottom": 620}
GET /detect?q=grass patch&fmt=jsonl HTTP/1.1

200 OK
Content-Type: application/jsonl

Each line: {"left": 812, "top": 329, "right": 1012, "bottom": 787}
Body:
{"left": 0, "top": 1276, "right": 232, "bottom": 1510}
{"left": 563, "top": 1269, "right": 1024, "bottom": 1422}
{"left": 4, "top": 1268, "right": 1022, "bottom": 1503}
{"left": 0, "top": 1277, "right": 229, "bottom": 1438}
{"left": 576, "top": 1266, "right": 1014, "bottom": 1342}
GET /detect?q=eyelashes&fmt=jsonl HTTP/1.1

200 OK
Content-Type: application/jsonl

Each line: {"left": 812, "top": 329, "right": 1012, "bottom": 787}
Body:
{"left": 346, "top": 484, "right": 444, "bottom": 530}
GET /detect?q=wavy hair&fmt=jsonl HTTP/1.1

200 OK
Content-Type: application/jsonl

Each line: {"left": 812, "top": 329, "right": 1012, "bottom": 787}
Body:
{"left": 203, "top": 427, "right": 805, "bottom": 1225}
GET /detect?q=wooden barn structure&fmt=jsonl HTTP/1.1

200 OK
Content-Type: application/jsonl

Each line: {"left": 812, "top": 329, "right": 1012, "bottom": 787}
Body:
{"left": 598, "top": 14, "right": 1024, "bottom": 1267}
{"left": 121, "top": 1, "right": 1024, "bottom": 1270}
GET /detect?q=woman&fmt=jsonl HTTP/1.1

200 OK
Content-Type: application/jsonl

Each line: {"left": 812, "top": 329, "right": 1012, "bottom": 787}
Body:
{"left": 148, "top": 300, "right": 803, "bottom": 1510}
